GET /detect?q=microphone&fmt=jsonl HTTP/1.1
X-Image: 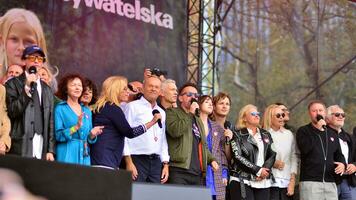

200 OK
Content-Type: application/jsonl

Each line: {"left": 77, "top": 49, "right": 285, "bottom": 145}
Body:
{"left": 28, "top": 66, "right": 37, "bottom": 93}
{"left": 316, "top": 114, "right": 327, "bottom": 129}
{"left": 152, "top": 109, "right": 162, "bottom": 128}
{"left": 190, "top": 98, "right": 200, "bottom": 117}
{"left": 224, "top": 121, "right": 232, "bottom": 144}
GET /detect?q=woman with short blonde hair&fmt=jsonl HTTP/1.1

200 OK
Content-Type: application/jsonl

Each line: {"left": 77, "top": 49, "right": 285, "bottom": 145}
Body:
{"left": 235, "top": 104, "right": 258, "bottom": 129}
{"left": 226, "top": 104, "right": 276, "bottom": 200}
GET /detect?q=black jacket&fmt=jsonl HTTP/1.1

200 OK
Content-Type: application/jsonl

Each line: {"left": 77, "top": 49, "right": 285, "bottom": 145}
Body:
{"left": 229, "top": 127, "right": 276, "bottom": 180}
{"left": 296, "top": 123, "right": 345, "bottom": 183}
{"left": 329, "top": 127, "right": 356, "bottom": 187}
{"left": 5, "top": 73, "right": 55, "bottom": 158}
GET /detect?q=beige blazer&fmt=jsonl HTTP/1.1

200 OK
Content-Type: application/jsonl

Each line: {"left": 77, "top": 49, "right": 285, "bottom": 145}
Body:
{"left": 0, "top": 84, "right": 11, "bottom": 151}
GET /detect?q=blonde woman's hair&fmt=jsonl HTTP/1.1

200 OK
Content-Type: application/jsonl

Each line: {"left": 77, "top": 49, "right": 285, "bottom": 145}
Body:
{"left": 39, "top": 65, "right": 53, "bottom": 82}
{"left": 235, "top": 104, "right": 257, "bottom": 129}
{"left": 0, "top": 8, "right": 49, "bottom": 77}
{"left": 94, "top": 76, "right": 127, "bottom": 113}
{"left": 262, "top": 104, "right": 280, "bottom": 130}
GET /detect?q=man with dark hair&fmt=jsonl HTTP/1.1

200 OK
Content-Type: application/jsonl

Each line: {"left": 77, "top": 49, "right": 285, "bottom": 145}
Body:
{"left": 166, "top": 82, "right": 219, "bottom": 185}
{"left": 296, "top": 100, "right": 345, "bottom": 200}
{"left": 5, "top": 45, "right": 55, "bottom": 160}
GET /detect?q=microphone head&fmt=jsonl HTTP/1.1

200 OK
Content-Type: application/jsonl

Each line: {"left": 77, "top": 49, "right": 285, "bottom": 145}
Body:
{"left": 316, "top": 114, "right": 324, "bottom": 121}
{"left": 224, "top": 121, "right": 232, "bottom": 129}
{"left": 190, "top": 98, "right": 198, "bottom": 104}
{"left": 28, "top": 66, "right": 37, "bottom": 74}
{"left": 152, "top": 109, "right": 160, "bottom": 115}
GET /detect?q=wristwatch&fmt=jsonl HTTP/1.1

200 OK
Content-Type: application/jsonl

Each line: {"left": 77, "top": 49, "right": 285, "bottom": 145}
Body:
{"left": 162, "top": 161, "right": 169, "bottom": 166}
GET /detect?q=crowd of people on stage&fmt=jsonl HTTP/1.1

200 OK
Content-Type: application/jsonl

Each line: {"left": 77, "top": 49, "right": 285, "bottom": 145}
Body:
{"left": 1, "top": 8, "right": 356, "bottom": 200}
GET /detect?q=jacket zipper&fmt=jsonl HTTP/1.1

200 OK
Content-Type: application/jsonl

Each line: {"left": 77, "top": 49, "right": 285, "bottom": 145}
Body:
{"left": 317, "top": 134, "right": 326, "bottom": 182}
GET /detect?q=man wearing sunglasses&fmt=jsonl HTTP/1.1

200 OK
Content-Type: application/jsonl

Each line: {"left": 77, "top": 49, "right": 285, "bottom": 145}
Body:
{"left": 5, "top": 45, "right": 55, "bottom": 161}
{"left": 165, "top": 83, "right": 219, "bottom": 185}
{"left": 296, "top": 100, "right": 346, "bottom": 200}
{"left": 326, "top": 105, "right": 356, "bottom": 200}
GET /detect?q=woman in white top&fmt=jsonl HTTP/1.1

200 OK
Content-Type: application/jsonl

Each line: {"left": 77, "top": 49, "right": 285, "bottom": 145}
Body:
{"left": 262, "top": 104, "right": 298, "bottom": 200}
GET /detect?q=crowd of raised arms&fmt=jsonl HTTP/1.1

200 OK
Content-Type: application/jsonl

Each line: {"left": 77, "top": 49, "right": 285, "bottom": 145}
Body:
{"left": 1, "top": 8, "right": 356, "bottom": 200}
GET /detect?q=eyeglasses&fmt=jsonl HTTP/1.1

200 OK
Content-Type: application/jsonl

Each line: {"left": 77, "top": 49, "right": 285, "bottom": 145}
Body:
{"left": 182, "top": 92, "right": 200, "bottom": 98}
{"left": 26, "top": 55, "right": 44, "bottom": 63}
{"left": 275, "top": 113, "right": 286, "bottom": 118}
{"left": 332, "top": 112, "right": 345, "bottom": 118}
{"left": 250, "top": 111, "right": 261, "bottom": 117}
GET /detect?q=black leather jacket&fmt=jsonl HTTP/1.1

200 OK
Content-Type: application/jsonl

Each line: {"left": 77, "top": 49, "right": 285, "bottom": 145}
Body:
{"left": 229, "top": 127, "right": 276, "bottom": 180}
{"left": 5, "top": 73, "right": 55, "bottom": 158}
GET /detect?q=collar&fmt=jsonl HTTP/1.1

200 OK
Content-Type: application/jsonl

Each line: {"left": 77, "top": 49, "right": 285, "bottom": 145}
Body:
{"left": 247, "top": 127, "right": 261, "bottom": 137}
{"left": 58, "top": 100, "right": 84, "bottom": 107}
{"left": 139, "top": 96, "right": 158, "bottom": 109}
{"left": 268, "top": 127, "right": 285, "bottom": 133}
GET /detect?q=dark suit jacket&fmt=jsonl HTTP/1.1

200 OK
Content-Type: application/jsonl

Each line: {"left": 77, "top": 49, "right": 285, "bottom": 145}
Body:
{"left": 333, "top": 127, "right": 356, "bottom": 187}
{"left": 5, "top": 73, "right": 55, "bottom": 158}
{"left": 91, "top": 103, "right": 146, "bottom": 169}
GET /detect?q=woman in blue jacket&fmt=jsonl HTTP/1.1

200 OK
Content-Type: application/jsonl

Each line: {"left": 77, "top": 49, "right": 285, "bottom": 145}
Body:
{"left": 54, "top": 74, "right": 103, "bottom": 165}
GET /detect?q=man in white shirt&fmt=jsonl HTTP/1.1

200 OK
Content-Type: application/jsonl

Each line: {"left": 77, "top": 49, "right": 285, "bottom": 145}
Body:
{"left": 124, "top": 76, "right": 169, "bottom": 183}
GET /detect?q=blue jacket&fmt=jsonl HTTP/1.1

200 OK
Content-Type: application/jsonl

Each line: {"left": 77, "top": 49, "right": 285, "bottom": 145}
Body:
{"left": 90, "top": 103, "right": 146, "bottom": 169}
{"left": 54, "top": 101, "right": 95, "bottom": 165}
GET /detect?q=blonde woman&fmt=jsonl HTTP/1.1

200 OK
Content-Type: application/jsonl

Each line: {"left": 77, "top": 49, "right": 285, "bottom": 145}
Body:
{"left": 0, "top": 8, "right": 49, "bottom": 78}
{"left": 262, "top": 104, "right": 297, "bottom": 200}
{"left": 226, "top": 104, "right": 276, "bottom": 200}
{"left": 90, "top": 76, "right": 161, "bottom": 170}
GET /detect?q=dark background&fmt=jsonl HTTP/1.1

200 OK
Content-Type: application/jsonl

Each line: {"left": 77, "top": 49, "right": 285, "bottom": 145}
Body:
{"left": 0, "top": 0, "right": 187, "bottom": 87}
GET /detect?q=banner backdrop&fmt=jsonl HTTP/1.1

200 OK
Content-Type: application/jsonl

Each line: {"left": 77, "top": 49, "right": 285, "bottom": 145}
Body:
{"left": 0, "top": 0, "right": 187, "bottom": 87}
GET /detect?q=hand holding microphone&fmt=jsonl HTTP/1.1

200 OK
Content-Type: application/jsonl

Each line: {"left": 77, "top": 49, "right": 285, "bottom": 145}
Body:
{"left": 316, "top": 114, "right": 327, "bottom": 131}
{"left": 224, "top": 121, "right": 233, "bottom": 144}
{"left": 190, "top": 98, "right": 200, "bottom": 117}
{"left": 152, "top": 109, "right": 162, "bottom": 128}
{"left": 26, "top": 66, "right": 37, "bottom": 93}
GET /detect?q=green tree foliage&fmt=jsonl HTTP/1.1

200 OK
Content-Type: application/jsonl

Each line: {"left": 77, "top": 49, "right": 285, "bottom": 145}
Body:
{"left": 218, "top": 0, "right": 356, "bottom": 131}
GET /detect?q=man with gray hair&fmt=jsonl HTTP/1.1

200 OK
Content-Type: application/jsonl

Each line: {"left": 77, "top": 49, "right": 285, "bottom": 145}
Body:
{"left": 159, "top": 79, "right": 178, "bottom": 110}
{"left": 326, "top": 105, "right": 356, "bottom": 200}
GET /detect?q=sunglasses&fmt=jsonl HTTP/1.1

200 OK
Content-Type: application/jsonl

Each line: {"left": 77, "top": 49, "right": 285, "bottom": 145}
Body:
{"left": 182, "top": 92, "right": 200, "bottom": 98}
{"left": 275, "top": 113, "right": 285, "bottom": 118}
{"left": 332, "top": 112, "right": 345, "bottom": 118}
{"left": 26, "top": 55, "right": 45, "bottom": 63}
{"left": 250, "top": 111, "right": 261, "bottom": 117}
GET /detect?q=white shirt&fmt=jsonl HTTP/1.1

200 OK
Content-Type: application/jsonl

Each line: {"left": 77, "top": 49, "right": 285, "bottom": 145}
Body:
{"left": 123, "top": 97, "right": 169, "bottom": 162}
{"left": 269, "top": 127, "right": 298, "bottom": 188}
{"left": 25, "top": 73, "right": 43, "bottom": 159}
{"left": 246, "top": 128, "right": 271, "bottom": 188}
{"left": 339, "top": 138, "right": 349, "bottom": 165}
